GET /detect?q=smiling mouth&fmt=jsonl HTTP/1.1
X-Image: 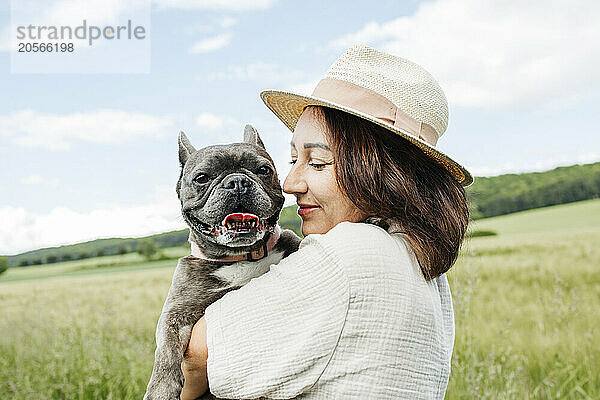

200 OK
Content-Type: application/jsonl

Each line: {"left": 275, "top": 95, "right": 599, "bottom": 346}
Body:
{"left": 185, "top": 211, "right": 272, "bottom": 237}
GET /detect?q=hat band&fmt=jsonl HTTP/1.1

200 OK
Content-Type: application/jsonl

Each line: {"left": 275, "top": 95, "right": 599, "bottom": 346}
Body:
{"left": 311, "top": 78, "right": 439, "bottom": 146}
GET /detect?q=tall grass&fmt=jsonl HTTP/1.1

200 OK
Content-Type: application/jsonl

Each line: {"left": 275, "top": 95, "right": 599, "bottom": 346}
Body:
{"left": 446, "top": 228, "right": 599, "bottom": 399}
{"left": 0, "top": 269, "right": 171, "bottom": 399}
{"left": 1, "top": 222, "right": 598, "bottom": 398}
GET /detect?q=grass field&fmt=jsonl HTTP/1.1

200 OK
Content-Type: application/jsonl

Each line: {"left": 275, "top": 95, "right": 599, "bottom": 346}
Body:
{"left": 447, "top": 199, "right": 599, "bottom": 399}
{"left": 1, "top": 199, "right": 599, "bottom": 399}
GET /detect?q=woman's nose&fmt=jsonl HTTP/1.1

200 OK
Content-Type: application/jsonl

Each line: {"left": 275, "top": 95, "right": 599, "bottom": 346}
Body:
{"left": 283, "top": 163, "right": 308, "bottom": 195}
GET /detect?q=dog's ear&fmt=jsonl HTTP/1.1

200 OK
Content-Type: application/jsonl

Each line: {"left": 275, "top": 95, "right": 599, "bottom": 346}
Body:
{"left": 177, "top": 131, "right": 195, "bottom": 199}
{"left": 243, "top": 124, "right": 265, "bottom": 150}
{"left": 178, "top": 131, "right": 196, "bottom": 167}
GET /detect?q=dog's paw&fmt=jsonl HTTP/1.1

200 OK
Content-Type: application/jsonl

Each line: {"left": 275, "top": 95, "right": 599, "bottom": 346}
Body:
{"left": 143, "top": 382, "right": 182, "bottom": 400}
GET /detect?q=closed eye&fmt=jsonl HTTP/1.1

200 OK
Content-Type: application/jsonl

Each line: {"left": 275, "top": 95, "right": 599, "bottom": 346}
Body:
{"left": 309, "top": 162, "right": 327, "bottom": 169}
{"left": 288, "top": 160, "right": 330, "bottom": 170}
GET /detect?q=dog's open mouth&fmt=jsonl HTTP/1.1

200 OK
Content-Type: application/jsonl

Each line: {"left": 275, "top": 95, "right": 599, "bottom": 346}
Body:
{"left": 187, "top": 211, "right": 270, "bottom": 237}
{"left": 221, "top": 212, "right": 261, "bottom": 234}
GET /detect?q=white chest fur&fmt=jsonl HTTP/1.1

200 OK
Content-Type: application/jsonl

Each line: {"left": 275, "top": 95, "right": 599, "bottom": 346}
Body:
{"left": 211, "top": 249, "right": 286, "bottom": 288}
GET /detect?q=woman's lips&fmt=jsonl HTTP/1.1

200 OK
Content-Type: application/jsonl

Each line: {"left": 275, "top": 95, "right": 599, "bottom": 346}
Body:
{"left": 297, "top": 205, "right": 320, "bottom": 217}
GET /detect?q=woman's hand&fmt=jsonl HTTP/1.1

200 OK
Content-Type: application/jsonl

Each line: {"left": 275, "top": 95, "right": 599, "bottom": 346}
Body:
{"left": 180, "top": 316, "right": 209, "bottom": 400}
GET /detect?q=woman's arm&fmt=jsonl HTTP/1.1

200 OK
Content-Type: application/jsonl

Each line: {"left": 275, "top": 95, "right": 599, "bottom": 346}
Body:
{"left": 180, "top": 316, "right": 209, "bottom": 400}
{"left": 182, "top": 226, "right": 354, "bottom": 399}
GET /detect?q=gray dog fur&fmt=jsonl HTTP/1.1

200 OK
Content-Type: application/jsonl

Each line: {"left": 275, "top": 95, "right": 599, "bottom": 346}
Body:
{"left": 143, "top": 125, "right": 301, "bottom": 400}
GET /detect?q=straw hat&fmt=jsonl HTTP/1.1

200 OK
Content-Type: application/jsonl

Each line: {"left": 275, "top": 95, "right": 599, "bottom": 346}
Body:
{"left": 260, "top": 44, "right": 474, "bottom": 187}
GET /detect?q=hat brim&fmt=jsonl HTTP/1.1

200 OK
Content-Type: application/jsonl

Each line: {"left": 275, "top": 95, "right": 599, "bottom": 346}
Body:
{"left": 260, "top": 89, "right": 474, "bottom": 187}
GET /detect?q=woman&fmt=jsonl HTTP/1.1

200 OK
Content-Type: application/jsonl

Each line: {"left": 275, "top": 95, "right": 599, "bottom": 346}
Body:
{"left": 179, "top": 44, "right": 473, "bottom": 400}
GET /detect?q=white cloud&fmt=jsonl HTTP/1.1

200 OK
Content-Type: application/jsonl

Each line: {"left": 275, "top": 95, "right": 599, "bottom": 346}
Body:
{"left": 154, "top": 0, "right": 276, "bottom": 11}
{"left": 20, "top": 174, "right": 60, "bottom": 187}
{"left": 194, "top": 112, "right": 245, "bottom": 144}
{"left": 330, "top": 0, "right": 600, "bottom": 110}
{"left": 0, "top": 109, "right": 175, "bottom": 151}
{"left": 207, "top": 61, "right": 304, "bottom": 84}
{"left": 196, "top": 112, "right": 232, "bottom": 130}
{"left": 189, "top": 33, "right": 232, "bottom": 54}
{"left": 179, "top": 17, "right": 237, "bottom": 36}
{"left": 219, "top": 16, "right": 238, "bottom": 28}
{"left": 1, "top": 185, "right": 185, "bottom": 255}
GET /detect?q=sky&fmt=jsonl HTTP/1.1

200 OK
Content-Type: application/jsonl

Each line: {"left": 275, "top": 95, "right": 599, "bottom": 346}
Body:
{"left": 1, "top": 0, "right": 599, "bottom": 255}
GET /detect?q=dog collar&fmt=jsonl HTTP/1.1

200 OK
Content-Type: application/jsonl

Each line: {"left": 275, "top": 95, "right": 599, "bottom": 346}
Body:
{"left": 189, "top": 224, "right": 281, "bottom": 262}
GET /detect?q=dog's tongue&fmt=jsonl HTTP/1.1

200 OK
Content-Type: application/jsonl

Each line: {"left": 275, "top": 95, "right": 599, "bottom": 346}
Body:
{"left": 222, "top": 212, "right": 259, "bottom": 226}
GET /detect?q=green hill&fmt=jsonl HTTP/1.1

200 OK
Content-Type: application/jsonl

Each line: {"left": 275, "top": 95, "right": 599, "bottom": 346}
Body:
{"left": 6, "top": 230, "right": 190, "bottom": 268}
{"left": 469, "top": 198, "right": 600, "bottom": 236}
{"left": 466, "top": 161, "right": 600, "bottom": 219}
{"left": 5, "top": 161, "right": 599, "bottom": 267}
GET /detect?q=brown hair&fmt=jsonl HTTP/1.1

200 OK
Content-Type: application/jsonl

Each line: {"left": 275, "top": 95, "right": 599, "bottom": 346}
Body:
{"left": 306, "top": 105, "right": 470, "bottom": 281}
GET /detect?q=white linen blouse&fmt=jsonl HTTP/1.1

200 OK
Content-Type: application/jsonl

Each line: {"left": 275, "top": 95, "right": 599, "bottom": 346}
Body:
{"left": 204, "top": 221, "right": 455, "bottom": 399}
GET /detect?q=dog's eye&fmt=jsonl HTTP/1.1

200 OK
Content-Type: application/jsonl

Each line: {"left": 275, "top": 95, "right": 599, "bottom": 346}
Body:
{"left": 257, "top": 165, "right": 272, "bottom": 175}
{"left": 194, "top": 174, "right": 210, "bottom": 184}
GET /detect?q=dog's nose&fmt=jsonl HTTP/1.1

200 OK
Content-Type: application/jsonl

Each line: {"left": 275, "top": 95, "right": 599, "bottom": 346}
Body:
{"left": 222, "top": 174, "right": 252, "bottom": 194}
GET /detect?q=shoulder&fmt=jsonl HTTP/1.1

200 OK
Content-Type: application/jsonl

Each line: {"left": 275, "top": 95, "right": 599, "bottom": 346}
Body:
{"left": 301, "top": 221, "right": 417, "bottom": 275}
{"left": 326, "top": 220, "right": 392, "bottom": 239}
{"left": 311, "top": 221, "right": 408, "bottom": 252}
{"left": 303, "top": 221, "right": 394, "bottom": 249}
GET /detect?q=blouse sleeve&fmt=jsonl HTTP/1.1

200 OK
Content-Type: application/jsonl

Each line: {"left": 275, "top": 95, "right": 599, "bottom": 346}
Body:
{"left": 203, "top": 233, "right": 350, "bottom": 399}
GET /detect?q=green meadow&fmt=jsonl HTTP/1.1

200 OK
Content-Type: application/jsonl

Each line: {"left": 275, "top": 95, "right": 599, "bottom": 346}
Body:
{"left": 1, "top": 199, "right": 599, "bottom": 399}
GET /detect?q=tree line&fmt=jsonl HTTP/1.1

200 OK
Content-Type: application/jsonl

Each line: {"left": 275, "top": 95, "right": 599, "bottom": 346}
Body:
{"left": 465, "top": 162, "right": 600, "bottom": 219}
{"left": 3, "top": 161, "right": 599, "bottom": 269}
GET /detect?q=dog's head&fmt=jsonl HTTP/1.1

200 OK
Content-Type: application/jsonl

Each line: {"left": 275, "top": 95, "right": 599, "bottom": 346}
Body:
{"left": 177, "top": 125, "right": 285, "bottom": 258}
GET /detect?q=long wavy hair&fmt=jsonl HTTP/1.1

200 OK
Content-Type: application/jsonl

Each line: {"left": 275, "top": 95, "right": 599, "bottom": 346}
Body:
{"left": 306, "top": 105, "right": 470, "bottom": 281}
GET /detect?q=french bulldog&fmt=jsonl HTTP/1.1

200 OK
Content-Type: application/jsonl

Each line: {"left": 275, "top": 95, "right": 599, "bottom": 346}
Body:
{"left": 143, "top": 125, "right": 301, "bottom": 400}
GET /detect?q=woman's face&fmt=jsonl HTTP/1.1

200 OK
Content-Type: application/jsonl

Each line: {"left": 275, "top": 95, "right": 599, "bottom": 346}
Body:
{"left": 283, "top": 107, "right": 368, "bottom": 236}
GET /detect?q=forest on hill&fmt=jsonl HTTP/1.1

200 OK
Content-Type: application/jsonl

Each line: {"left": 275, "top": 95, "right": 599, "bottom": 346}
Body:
{"left": 5, "top": 161, "right": 599, "bottom": 267}
{"left": 466, "top": 162, "right": 600, "bottom": 219}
